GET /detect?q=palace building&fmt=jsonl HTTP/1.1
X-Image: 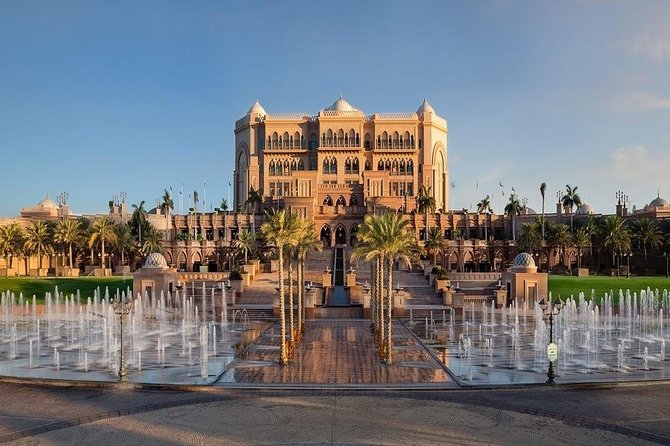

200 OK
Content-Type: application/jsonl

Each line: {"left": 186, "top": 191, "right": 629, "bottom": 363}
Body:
{"left": 233, "top": 96, "right": 449, "bottom": 247}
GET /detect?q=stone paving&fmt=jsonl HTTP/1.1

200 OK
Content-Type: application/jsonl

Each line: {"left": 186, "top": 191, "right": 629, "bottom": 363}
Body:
{"left": 218, "top": 320, "right": 453, "bottom": 386}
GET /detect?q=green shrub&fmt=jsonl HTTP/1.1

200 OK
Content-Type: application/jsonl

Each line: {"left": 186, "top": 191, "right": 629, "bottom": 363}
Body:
{"left": 229, "top": 270, "right": 243, "bottom": 280}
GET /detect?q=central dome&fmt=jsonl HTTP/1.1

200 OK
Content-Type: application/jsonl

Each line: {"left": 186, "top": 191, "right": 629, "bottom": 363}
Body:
{"left": 37, "top": 196, "right": 57, "bottom": 209}
{"left": 144, "top": 252, "right": 168, "bottom": 269}
{"left": 325, "top": 95, "right": 358, "bottom": 112}
{"left": 649, "top": 194, "right": 668, "bottom": 208}
{"left": 513, "top": 252, "right": 536, "bottom": 268}
{"left": 576, "top": 203, "right": 595, "bottom": 215}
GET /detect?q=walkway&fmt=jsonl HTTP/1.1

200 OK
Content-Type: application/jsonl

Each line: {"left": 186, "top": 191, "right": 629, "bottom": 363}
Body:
{"left": 218, "top": 320, "right": 453, "bottom": 386}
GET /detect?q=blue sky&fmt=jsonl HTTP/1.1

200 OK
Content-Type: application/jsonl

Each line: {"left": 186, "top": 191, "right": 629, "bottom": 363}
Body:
{"left": 1, "top": 0, "right": 669, "bottom": 217}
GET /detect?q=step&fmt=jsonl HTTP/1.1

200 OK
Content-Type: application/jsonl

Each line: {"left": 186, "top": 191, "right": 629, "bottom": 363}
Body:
{"left": 314, "top": 306, "right": 364, "bottom": 319}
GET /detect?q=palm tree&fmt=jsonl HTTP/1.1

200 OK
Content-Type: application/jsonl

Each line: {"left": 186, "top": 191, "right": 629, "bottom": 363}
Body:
{"left": 130, "top": 201, "right": 149, "bottom": 243}
{"left": 54, "top": 219, "right": 82, "bottom": 269}
{"left": 598, "top": 215, "right": 631, "bottom": 269}
{"left": 504, "top": 194, "right": 522, "bottom": 240}
{"left": 561, "top": 185, "right": 582, "bottom": 231}
{"left": 160, "top": 189, "right": 174, "bottom": 239}
{"left": 142, "top": 225, "right": 164, "bottom": 255}
{"left": 220, "top": 198, "right": 229, "bottom": 212}
{"left": 630, "top": 218, "right": 662, "bottom": 272}
{"left": 517, "top": 221, "right": 542, "bottom": 253}
{"left": 540, "top": 182, "right": 547, "bottom": 242}
{"left": 246, "top": 187, "right": 263, "bottom": 234}
{"left": 88, "top": 217, "right": 117, "bottom": 268}
{"left": 417, "top": 185, "right": 436, "bottom": 229}
{"left": 113, "top": 224, "right": 135, "bottom": 267}
{"left": 260, "top": 209, "right": 302, "bottom": 365}
{"left": 235, "top": 229, "right": 256, "bottom": 264}
{"left": 572, "top": 228, "right": 590, "bottom": 270}
{"left": 295, "top": 221, "right": 321, "bottom": 336}
{"left": 0, "top": 223, "right": 24, "bottom": 272}
{"left": 352, "top": 214, "right": 386, "bottom": 350}
{"left": 378, "top": 212, "right": 422, "bottom": 364}
{"left": 476, "top": 195, "right": 493, "bottom": 242}
{"left": 424, "top": 226, "right": 445, "bottom": 265}
{"left": 24, "top": 221, "right": 53, "bottom": 271}
{"left": 547, "top": 223, "right": 571, "bottom": 267}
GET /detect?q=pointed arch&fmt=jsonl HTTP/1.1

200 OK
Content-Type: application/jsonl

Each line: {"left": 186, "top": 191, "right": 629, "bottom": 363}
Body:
{"left": 323, "top": 195, "right": 333, "bottom": 206}
{"left": 320, "top": 224, "right": 332, "bottom": 247}
{"left": 335, "top": 224, "right": 347, "bottom": 245}
{"left": 336, "top": 195, "right": 346, "bottom": 206}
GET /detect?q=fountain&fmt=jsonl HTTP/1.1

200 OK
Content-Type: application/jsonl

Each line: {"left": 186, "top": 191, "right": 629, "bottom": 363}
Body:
{"left": 406, "top": 287, "right": 670, "bottom": 385}
{"left": 0, "top": 284, "right": 269, "bottom": 385}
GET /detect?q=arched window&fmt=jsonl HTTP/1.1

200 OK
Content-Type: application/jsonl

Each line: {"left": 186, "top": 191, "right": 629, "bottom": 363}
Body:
{"left": 352, "top": 158, "right": 359, "bottom": 173}
{"left": 298, "top": 159, "right": 304, "bottom": 171}
{"left": 378, "top": 160, "right": 384, "bottom": 170}
{"left": 408, "top": 160, "right": 414, "bottom": 174}
{"left": 392, "top": 160, "right": 399, "bottom": 175}
{"left": 399, "top": 160, "right": 406, "bottom": 174}
{"left": 283, "top": 132, "right": 290, "bottom": 148}
{"left": 404, "top": 131, "right": 410, "bottom": 147}
{"left": 337, "top": 129, "right": 344, "bottom": 146}
{"left": 385, "top": 160, "right": 391, "bottom": 171}
{"left": 272, "top": 132, "right": 279, "bottom": 148}
{"left": 277, "top": 161, "right": 283, "bottom": 175}
{"left": 291, "top": 159, "right": 297, "bottom": 171}
{"left": 323, "top": 196, "right": 333, "bottom": 206}
{"left": 330, "top": 158, "right": 337, "bottom": 174}
{"left": 365, "top": 133, "right": 371, "bottom": 150}
{"left": 284, "top": 160, "right": 290, "bottom": 173}
{"left": 269, "top": 161, "right": 275, "bottom": 176}
{"left": 345, "top": 158, "right": 352, "bottom": 174}
{"left": 393, "top": 131, "right": 399, "bottom": 148}
{"left": 382, "top": 131, "right": 388, "bottom": 148}
{"left": 350, "top": 195, "right": 359, "bottom": 206}
{"left": 348, "top": 129, "right": 355, "bottom": 146}
{"left": 310, "top": 133, "right": 318, "bottom": 150}
{"left": 365, "top": 160, "right": 371, "bottom": 170}
{"left": 294, "top": 131, "right": 300, "bottom": 148}
{"left": 327, "top": 129, "right": 333, "bottom": 146}
{"left": 336, "top": 196, "right": 346, "bottom": 206}
{"left": 323, "top": 158, "right": 330, "bottom": 174}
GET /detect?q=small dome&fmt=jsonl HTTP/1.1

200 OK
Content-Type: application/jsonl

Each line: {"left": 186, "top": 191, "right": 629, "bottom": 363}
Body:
{"left": 523, "top": 207, "right": 536, "bottom": 215}
{"left": 512, "top": 252, "right": 536, "bottom": 268}
{"left": 37, "top": 196, "right": 57, "bottom": 209}
{"left": 144, "top": 252, "right": 168, "bottom": 269}
{"left": 325, "top": 95, "right": 358, "bottom": 112}
{"left": 649, "top": 194, "right": 668, "bottom": 208}
{"left": 247, "top": 100, "right": 266, "bottom": 117}
{"left": 576, "top": 203, "right": 595, "bottom": 215}
{"left": 417, "top": 98, "right": 435, "bottom": 114}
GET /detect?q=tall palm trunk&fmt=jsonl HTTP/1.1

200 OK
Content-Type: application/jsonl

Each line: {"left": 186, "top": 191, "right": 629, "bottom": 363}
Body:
{"left": 377, "top": 256, "right": 384, "bottom": 353}
{"left": 386, "top": 256, "right": 394, "bottom": 365}
{"left": 68, "top": 243, "right": 73, "bottom": 269}
{"left": 288, "top": 251, "right": 294, "bottom": 345}
{"left": 370, "top": 262, "right": 376, "bottom": 332}
{"left": 297, "top": 256, "right": 304, "bottom": 335}
{"left": 278, "top": 247, "right": 287, "bottom": 364}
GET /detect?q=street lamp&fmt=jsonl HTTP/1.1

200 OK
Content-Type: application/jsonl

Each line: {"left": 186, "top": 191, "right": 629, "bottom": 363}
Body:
{"left": 624, "top": 252, "right": 632, "bottom": 278}
{"left": 664, "top": 252, "right": 670, "bottom": 278}
{"left": 111, "top": 294, "right": 134, "bottom": 383}
{"left": 540, "top": 298, "right": 563, "bottom": 384}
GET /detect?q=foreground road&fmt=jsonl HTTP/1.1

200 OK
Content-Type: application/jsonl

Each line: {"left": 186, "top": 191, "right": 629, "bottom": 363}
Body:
{"left": 0, "top": 382, "right": 668, "bottom": 445}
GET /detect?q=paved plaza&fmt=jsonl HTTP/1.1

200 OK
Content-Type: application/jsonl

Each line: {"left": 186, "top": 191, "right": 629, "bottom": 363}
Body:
{"left": 219, "top": 320, "right": 453, "bottom": 386}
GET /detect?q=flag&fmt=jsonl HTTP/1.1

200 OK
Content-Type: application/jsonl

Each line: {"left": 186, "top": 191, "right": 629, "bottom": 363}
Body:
{"left": 499, "top": 181, "right": 503, "bottom": 188}
{"left": 512, "top": 187, "right": 516, "bottom": 194}
{"left": 451, "top": 182, "right": 455, "bottom": 189}
{"left": 228, "top": 181, "right": 232, "bottom": 186}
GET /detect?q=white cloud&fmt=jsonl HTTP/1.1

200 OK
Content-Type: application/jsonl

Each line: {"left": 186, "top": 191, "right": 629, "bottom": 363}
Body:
{"left": 629, "top": 27, "right": 670, "bottom": 62}
{"left": 603, "top": 91, "right": 670, "bottom": 112}
{"left": 588, "top": 144, "right": 670, "bottom": 180}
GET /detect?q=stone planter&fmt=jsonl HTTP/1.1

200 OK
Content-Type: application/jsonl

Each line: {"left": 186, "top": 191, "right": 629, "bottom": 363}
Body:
{"left": 241, "top": 272, "right": 251, "bottom": 286}
{"left": 434, "top": 279, "right": 449, "bottom": 292}
{"left": 250, "top": 259, "right": 261, "bottom": 275}
{"left": 230, "top": 279, "right": 244, "bottom": 294}
{"left": 242, "top": 264, "right": 255, "bottom": 280}
{"left": 322, "top": 272, "right": 332, "bottom": 288}
{"left": 574, "top": 268, "right": 589, "bottom": 277}
{"left": 346, "top": 272, "right": 356, "bottom": 287}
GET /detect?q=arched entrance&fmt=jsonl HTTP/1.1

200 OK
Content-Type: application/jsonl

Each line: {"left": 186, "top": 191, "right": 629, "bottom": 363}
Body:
{"left": 323, "top": 196, "right": 333, "bottom": 206}
{"left": 320, "top": 225, "right": 332, "bottom": 248}
{"left": 335, "top": 224, "right": 346, "bottom": 245}
{"left": 350, "top": 224, "right": 359, "bottom": 247}
{"left": 336, "top": 196, "right": 346, "bottom": 206}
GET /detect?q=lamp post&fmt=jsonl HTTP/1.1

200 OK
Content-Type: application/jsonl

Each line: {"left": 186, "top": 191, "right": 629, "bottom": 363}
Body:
{"left": 540, "top": 298, "right": 563, "bottom": 384}
{"left": 664, "top": 252, "right": 669, "bottom": 278}
{"left": 625, "top": 252, "right": 632, "bottom": 278}
{"left": 111, "top": 294, "right": 134, "bottom": 383}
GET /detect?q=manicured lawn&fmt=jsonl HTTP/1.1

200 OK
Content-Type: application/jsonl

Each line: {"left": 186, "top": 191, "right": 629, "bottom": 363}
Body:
{"left": 0, "top": 277, "right": 133, "bottom": 301}
{"left": 548, "top": 275, "right": 670, "bottom": 302}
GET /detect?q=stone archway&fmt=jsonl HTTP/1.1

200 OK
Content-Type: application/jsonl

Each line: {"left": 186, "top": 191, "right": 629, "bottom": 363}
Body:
{"left": 320, "top": 225, "right": 332, "bottom": 248}
{"left": 335, "top": 224, "right": 346, "bottom": 245}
